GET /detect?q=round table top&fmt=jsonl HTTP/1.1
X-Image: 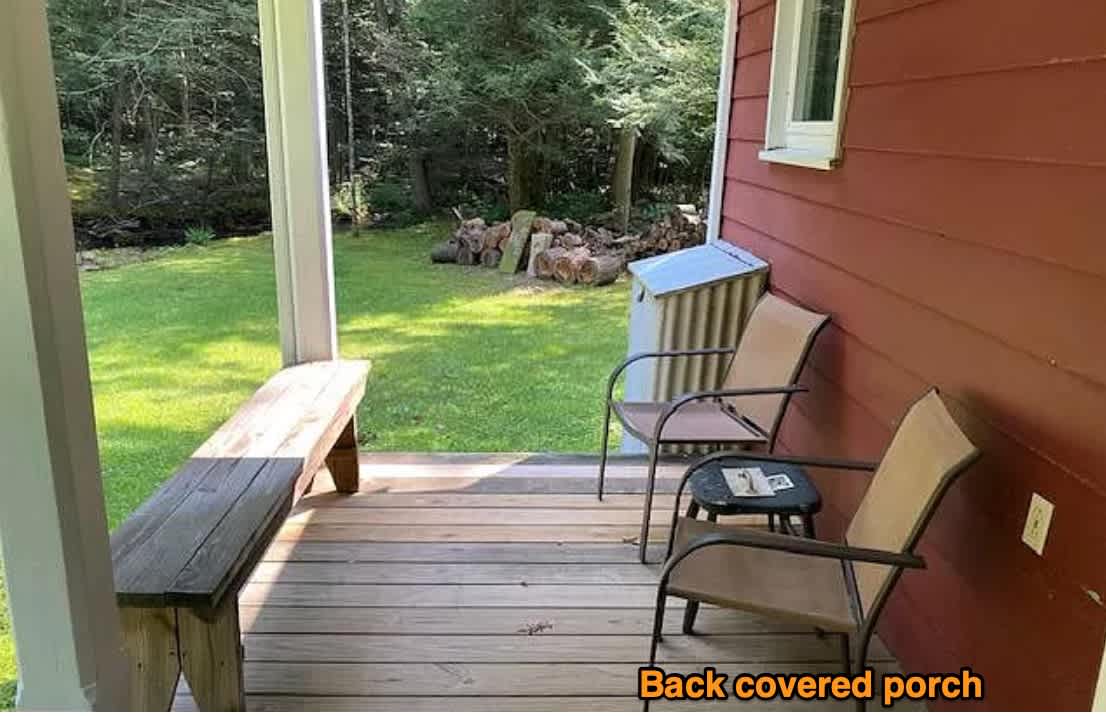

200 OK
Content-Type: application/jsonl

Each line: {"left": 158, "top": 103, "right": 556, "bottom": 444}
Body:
{"left": 688, "top": 456, "right": 822, "bottom": 516}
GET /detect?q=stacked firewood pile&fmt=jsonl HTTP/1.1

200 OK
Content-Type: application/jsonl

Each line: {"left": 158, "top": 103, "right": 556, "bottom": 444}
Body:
{"left": 431, "top": 204, "right": 706, "bottom": 287}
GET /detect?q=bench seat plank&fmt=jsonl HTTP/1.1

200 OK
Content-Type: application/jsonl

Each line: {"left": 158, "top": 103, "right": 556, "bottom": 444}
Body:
{"left": 111, "top": 360, "right": 369, "bottom": 609}
{"left": 113, "top": 457, "right": 273, "bottom": 604}
{"left": 168, "top": 457, "right": 302, "bottom": 607}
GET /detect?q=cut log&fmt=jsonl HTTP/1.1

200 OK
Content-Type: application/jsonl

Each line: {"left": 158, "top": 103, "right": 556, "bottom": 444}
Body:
{"left": 549, "top": 220, "right": 568, "bottom": 236}
{"left": 527, "top": 233, "right": 554, "bottom": 278}
{"left": 484, "top": 222, "right": 511, "bottom": 252}
{"left": 500, "top": 210, "right": 537, "bottom": 274}
{"left": 481, "top": 249, "right": 503, "bottom": 269}
{"left": 554, "top": 248, "right": 590, "bottom": 284}
{"left": 464, "top": 233, "right": 486, "bottom": 254}
{"left": 536, "top": 247, "right": 568, "bottom": 280}
{"left": 531, "top": 217, "right": 555, "bottom": 235}
{"left": 430, "top": 241, "right": 460, "bottom": 264}
{"left": 577, "top": 255, "right": 623, "bottom": 287}
{"left": 456, "top": 246, "right": 478, "bottom": 266}
{"left": 559, "top": 233, "right": 584, "bottom": 249}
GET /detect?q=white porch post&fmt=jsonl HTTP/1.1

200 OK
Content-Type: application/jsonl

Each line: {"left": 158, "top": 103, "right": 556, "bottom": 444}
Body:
{"left": 706, "top": 0, "right": 739, "bottom": 244}
{"left": 258, "top": 0, "right": 339, "bottom": 366}
{"left": 0, "top": 2, "right": 128, "bottom": 710}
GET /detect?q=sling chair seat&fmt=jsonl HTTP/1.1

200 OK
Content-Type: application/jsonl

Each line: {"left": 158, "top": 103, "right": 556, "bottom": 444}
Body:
{"left": 668, "top": 517, "right": 856, "bottom": 633}
{"left": 613, "top": 400, "right": 768, "bottom": 445}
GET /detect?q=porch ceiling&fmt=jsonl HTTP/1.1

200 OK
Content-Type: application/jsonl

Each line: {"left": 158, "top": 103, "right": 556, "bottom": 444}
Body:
{"left": 172, "top": 453, "right": 912, "bottom": 711}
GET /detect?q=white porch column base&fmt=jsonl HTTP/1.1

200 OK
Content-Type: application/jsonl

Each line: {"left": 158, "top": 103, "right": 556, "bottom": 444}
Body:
{"left": 0, "top": 2, "right": 128, "bottom": 709}
{"left": 258, "top": 0, "right": 339, "bottom": 365}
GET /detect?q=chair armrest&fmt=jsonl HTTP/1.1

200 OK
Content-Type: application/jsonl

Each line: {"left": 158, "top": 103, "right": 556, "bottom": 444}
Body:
{"left": 661, "top": 528, "right": 925, "bottom": 582}
{"left": 605, "top": 349, "right": 737, "bottom": 402}
{"left": 653, "top": 386, "right": 808, "bottom": 443}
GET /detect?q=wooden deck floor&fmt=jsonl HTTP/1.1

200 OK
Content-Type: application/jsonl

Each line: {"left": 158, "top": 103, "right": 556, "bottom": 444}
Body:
{"left": 175, "top": 453, "right": 914, "bottom": 711}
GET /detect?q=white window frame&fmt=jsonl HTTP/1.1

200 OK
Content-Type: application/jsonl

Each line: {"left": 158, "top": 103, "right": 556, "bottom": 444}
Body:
{"left": 759, "top": 0, "right": 856, "bottom": 170}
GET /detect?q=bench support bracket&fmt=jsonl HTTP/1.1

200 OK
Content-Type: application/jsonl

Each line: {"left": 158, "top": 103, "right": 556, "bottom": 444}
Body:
{"left": 120, "top": 601, "right": 245, "bottom": 711}
{"left": 326, "top": 416, "right": 361, "bottom": 494}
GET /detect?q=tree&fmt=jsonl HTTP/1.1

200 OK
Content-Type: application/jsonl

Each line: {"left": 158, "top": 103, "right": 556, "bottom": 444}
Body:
{"left": 587, "top": 0, "right": 725, "bottom": 221}
{"left": 409, "top": 0, "right": 615, "bottom": 212}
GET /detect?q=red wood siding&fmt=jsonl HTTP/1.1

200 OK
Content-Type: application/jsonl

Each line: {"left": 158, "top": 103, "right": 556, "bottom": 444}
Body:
{"left": 720, "top": 0, "right": 1106, "bottom": 709}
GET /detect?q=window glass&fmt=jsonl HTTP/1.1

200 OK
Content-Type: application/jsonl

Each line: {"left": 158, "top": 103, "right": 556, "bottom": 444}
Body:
{"left": 792, "top": 0, "right": 845, "bottom": 122}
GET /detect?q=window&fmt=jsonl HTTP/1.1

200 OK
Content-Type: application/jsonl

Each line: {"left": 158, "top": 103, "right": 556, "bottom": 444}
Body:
{"left": 760, "top": 0, "right": 855, "bottom": 170}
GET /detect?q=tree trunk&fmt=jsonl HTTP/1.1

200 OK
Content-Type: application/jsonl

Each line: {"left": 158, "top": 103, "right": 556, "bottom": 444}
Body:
{"left": 180, "top": 49, "right": 192, "bottom": 138}
{"left": 108, "top": 0, "right": 128, "bottom": 211}
{"left": 507, "top": 134, "right": 543, "bottom": 213}
{"left": 374, "top": 0, "right": 391, "bottom": 27}
{"left": 142, "top": 95, "right": 157, "bottom": 175}
{"left": 409, "top": 151, "right": 433, "bottom": 214}
{"left": 633, "top": 134, "right": 659, "bottom": 202}
{"left": 341, "top": 0, "right": 358, "bottom": 231}
{"left": 612, "top": 126, "right": 638, "bottom": 233}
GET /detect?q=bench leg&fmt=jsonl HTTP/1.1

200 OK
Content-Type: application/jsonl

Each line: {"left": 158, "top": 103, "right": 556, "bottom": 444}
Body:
{"left": 179, "top": 600, "right": 245, "bottom": 711}
{"left": 120, "top": 606, "right": 181, "bottom": 711}
{"left": 326, "top": 416, "right": 361, "bottom": 494}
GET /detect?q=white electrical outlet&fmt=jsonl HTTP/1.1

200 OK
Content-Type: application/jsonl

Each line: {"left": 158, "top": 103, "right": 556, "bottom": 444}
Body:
{"left": 1021, "top": 493, "right": 1054, "bottom": 556}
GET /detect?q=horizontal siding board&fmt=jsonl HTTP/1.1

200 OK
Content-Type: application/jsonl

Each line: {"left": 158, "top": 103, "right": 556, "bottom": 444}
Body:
{"left": 844, "top": 62, "right": 1106, "bottom": 165}
{"left": 732, "top": 49, "right": 772, "bottom": 98}
{"left": 852, "top": 0, "right": 1106, "bottom": 86}
{"left": 735, "top": 1, "right": 775, "bottom": 58}
{"left": 729, "top": 97, "right": 768, "bottom": 141}
{"left": 726, "top": 138, "right": 1106, "bottom": 279}
{"left": 723, "top": 179, "right": 1106, "bottom": 387}
{"left": 854, "top": 0, "right": 941, "bottom": 24}
{"left": 738, "top": 0, "right": 774, "bottom": 19}
{"left": 720, "top": 219, "right": 1106, "bottom": 494}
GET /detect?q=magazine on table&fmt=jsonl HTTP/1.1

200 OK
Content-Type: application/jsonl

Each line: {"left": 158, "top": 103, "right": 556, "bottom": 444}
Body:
{"left": 721, "top": 467, "right": 795, "bottom": 497}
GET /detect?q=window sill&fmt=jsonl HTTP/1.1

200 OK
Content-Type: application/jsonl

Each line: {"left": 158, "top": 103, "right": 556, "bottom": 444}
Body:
{"left": 758, "top": 148, "right": 837, "bottom": 171}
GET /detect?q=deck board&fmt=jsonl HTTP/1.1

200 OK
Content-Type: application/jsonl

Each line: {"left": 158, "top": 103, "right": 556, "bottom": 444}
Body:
{"left": 173, "top": 453, "right": 910, "bottom": 711}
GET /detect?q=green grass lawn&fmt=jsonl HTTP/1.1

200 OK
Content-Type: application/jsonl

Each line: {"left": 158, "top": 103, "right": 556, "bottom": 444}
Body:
{"left": 0, "top": 222, "right": 630, "bottom": 706}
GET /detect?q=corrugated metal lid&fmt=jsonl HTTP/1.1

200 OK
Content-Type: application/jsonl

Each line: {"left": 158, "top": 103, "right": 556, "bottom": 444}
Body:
{"left": 628, "top": 242, "right": 768, "bottom": 297}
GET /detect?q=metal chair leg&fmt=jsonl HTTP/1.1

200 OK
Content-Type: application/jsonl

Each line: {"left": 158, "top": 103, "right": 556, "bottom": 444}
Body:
{"left": 646, "top": 579, "right": 669, "bottom": 712}
{"left": 681, "top": 600, "right": 701, "bottom": 635}
{"left": 597, "top": 402, "right": 613, "bottom": 501}
{"left": 802, "top": 514, "right": 816, "bottom": 539}
{"left": 638, "top": 439, "right": 661, "bottom": 563}
{"left": 678, "top": 510, "right": 713, "bottom": 633}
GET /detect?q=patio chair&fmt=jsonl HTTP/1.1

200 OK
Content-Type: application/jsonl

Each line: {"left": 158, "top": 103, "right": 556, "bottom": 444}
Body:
{"left": 596, "top": 292, "right": 830, "bottom": 562}
{"left": 648, "top": 389, "right": 980, "bottom": 710}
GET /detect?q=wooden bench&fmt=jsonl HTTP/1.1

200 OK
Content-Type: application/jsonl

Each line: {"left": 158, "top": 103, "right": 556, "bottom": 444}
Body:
{"left": 110, "top": 360, "right": 370, "bottom": 711}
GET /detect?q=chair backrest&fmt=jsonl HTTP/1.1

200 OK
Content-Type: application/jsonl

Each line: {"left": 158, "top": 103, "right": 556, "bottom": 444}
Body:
{"left": 721, "top": 293, "right": 829, "bottom": 445}
{"left": 846, "top": 389, "right": 979, "bottom": 620}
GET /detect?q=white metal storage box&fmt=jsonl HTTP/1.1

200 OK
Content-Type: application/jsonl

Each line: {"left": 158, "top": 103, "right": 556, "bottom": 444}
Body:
{"left": 620, "top": 242, "right": 769, "bottom": 454}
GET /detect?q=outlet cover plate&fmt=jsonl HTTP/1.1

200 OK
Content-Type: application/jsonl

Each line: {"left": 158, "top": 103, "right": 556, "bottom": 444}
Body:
{"left": 1022, "top": 492, "right": 1054, "bottom": 556}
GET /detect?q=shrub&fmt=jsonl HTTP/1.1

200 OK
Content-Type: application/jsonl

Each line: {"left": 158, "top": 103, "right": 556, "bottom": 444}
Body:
{"left": 184, "top": 225, "right": 216, "bottom": 245}
{"left": 332, "top": 177, "right": 370, "bottom": 226}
